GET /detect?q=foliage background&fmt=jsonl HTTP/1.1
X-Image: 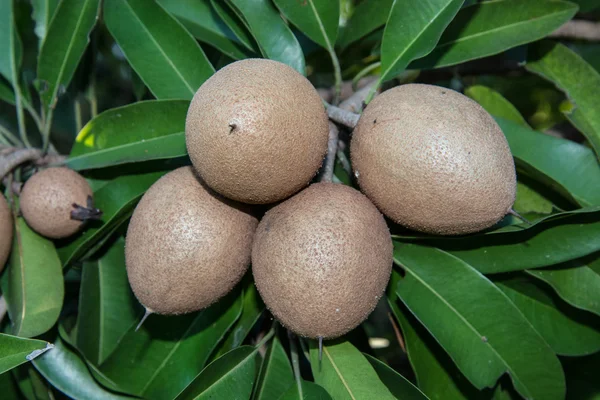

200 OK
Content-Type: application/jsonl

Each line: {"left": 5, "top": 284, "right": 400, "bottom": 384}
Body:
{"left": 1, "top": 0, "right": 600, "bottom": 399}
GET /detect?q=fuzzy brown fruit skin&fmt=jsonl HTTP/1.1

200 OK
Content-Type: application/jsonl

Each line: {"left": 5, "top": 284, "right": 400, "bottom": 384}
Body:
{"left": 252, "top": 182, "right": 392, "bottom": 339}
{"left": 20, "top": 167, "right": 93, "bottom": 239}
{"left": 0, "top": 195, "right": 13, "bottom": 271}
{"left": 185, "top": 59, "right": 329, "bottom": 204}
{"left": 351, "top": 84, "right": 517, "bottom": 235}
{"left": 125, "top": 166, "right": 258, "bottom": 315}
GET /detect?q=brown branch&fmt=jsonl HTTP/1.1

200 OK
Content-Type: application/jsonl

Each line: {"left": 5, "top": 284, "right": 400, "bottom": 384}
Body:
{"left": 318, "top": 122, "right": 339, "bottom": 183}
{"left": 549, "top": 20, "right": 600, "bottom": 41}
{"left": 339, "top": 79, "right": 380, "bottom": 113}
{"left": 0, "top": 148, "right": 42, "bottom": 181}
{"left": 326, "top": 104, "right": 360, "bottom": 129}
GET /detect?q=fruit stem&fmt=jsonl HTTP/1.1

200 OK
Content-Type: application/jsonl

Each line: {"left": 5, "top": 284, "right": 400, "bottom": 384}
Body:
{"left": 318, "top": 122, "right": 339, "bottom": 183}
{"left": 325, "top": 103, "right": 359, "bottom": 129}
{"left": 135, "top": 308, "right": 153, "bottom": 331}
{"left": 318, "top": 336, "right": 323, "bottom": 362}
{"left": 254, "top": 326, "right": 276, "bottom": 349}
{"left": 363, "top": 76, "right": 382, "bottom": 106}
{"left": 287, "top": 330, "right": 304, "bottom": 399}
{"left": 508, "top": 208, "right": 532, "bottom": 226}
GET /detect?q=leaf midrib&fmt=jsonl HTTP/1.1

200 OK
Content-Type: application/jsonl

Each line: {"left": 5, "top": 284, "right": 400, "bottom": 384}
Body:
{"left": 307, "top": 0, "right": 334, "bottom": 53}
{"left": 122, "top": 0, "right": 195, "bottom": 96}
{"left": 323, "top": 346, "right": 356, "bottom": 400}
{"left": 396, "top": 251, "right": 532, "bottom": 398}
{"left": 194, "top": 349, "right": 257, "bottom": 399}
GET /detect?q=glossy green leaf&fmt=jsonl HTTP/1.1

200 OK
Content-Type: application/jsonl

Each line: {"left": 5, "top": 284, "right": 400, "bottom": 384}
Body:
{"left": 337, "top": 0, "right": 392, "bottom": 49}
{"left": 498, "top": 117, "right": 600, "bottom": 207}
{"left": 364, "top": 354, "right": 429, "bottom": 400}
{"left": 380, "top": 0, "right": 463, "bottom": 82}
{"left": 157, "top": 0, "right": 253, "bottom": 60}
{"left": 513, "top": 181, "right": 554, "bottom": 216}
{"left": 309, "top": 340, "right": 395, "bottom": 400}
{"left": 76, "top": 237, "right": 143, "bottom": 365}
{"left": 465, "top": 86, "right": 529, "bottom": 128}
{"left": 1, "top": 217, "right": 64, "bottom": 338}
{"left": 99, "top": 291, "right": 242, "bottom": 400}
{"left": 33, "top": 338, "right": 133, "bottom": 400}
{"left": 104, "top": 0, "right": 214, "bottom": 100}
{"left": 210, "top": 0, "right": 257, "bottom": 52}
{"left": 254, "top": 335, "right": 294, "bottom": 400}
{"left": 67, "top": 100, "right": 189, "bottom": 170}
{"left": 57, "top": 171, "right": 167, "bottom": 267}
{"left": 37, "top": 0, "right": 100, "bottom": 113}
{"left": 227, "top": 0, "right": 305, "bottom": 74}
{"left": 175, "top": 346, "right": 259, "bottom": 400}
{"left": 0, "top": 371, "right": 21, "bottom": 400}
{"left": 496, "top": 276, "right": 600, "bottom": 356}
{"left": 212, "top": 279, "right": 265, "bottom": 359}
{"left": 526, "top": 41, "right": 600, "bottom": 158}
{"left": 0, "top": 79, "right": 15, "bottom": 105}
{"left": 0, "top": 334, "right": 53, "bottom": 375}
{"left": 0, "top": 0, "right": 22, "bottom": 86}
{"left": 13, "top": 365, "right": 54, "bottom": 400}
{"left": 31, "top": 0, "right": 60, "bottom": 43}
{"left": 387, "top": 280, "right": 484, "bottom": 400}
{"left": 394, "top": 244, "right": 565, "bottom": 399}
{"left": 280, "top": 380, "right": 333, "bottom": 400}
{"left": 527, "top": 254, "right": 600, "bottom": 317}
{"left": 427, "top": 210, "right": 600, "bottom": 273}
{"left": 273, "top": 0, "right": 339, "bottom": 50}
{"left": 412, "top": 0, "right": 578, "bottom": 69}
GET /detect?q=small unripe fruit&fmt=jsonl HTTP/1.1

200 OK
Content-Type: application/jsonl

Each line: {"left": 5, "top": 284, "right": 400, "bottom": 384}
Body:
{"left": 125, "top": 166, "right": 258, "bottom": 315}
{"left": 20, "top": 167, "right": 94, "bottom": 239}
{"left": 351, "top": 84, "right": 517, "bottom": 235}
{"left": 185, "top": 59, "right": 329, "bottom": 204}
{"left": 0, "top": 195, "right": 13, "bottom": 271}
{"left": 252, "top": 182, "right": 393, "bottom": 339}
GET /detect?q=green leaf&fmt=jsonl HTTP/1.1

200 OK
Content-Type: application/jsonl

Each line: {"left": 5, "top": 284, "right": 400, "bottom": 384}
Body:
{"left": 0, "top": 78, "right": 15, "bottom": 105}
{"left": 280, "top": 380, "right": 333, "bottom": 400}
{"left": 0, "top": 370, "right": 21, "bottom": 400}
{"left": 66, "top": 100, "right": 189, "bottom": 170}
{"left": 227, "top": 0, "right": 306, "bottom": 74}
{"left": 0, "top": 0, "right": 22, "bottom": 87}
{"left": 103, "top": 0, "right": 214, "bottom": 100}
{"left": 570, "top": 0, "right": 600, "bottom": 11}
{"left": 526, "top": 41, "right": 600, "bottom": 159}
{"left": 33, "top": 338, "right": 133, "bottom": 400}
{"left": 212, "top": 279, "right": 265, "bottom": 359}
{"left": 411, "top": 0, "right": 578, "bottom": 69}
{"left": 30, "top": 0, "right": 60, "bottom": 44}
{"left": 394, "top": 244, "right": 565, "bottom": 400}
{"left": 496, "top": 276, "right": 600, "bottom": 356}
{"left": 76, "top": 237, "right": 143, "bottom": 365}
{"left": 513, "top": 181, "right": 554, "bottom": 216}
{"left": 387, "top": 284, "right": 484, "bottom": 400}
{"left": 363, "top": 354, "right": 429, "bottom": 400}
{"left": 254, "top": 335, "right": 294, "bottom": 400}
{"left": 1, "top": 217, "right": 64, "bottom": 338}
{"left": 0, "top": 334, "right": 53, "bottom": 375}
{"left": 431, "top": 211, "right": 600, "bottom": 273}
{"left": 336, "top": 0, "right": 393, "bottom": 49}
{"left": 37, "top": 0, "right": 100, "bottom": 113}
{"left": 175, "top": 346, "right": 259, "bottom": 400}
{"left": 273, "top": 0, "right": 339, "bottom": 50}
{"left": 99, "top": 291, "right": 243, "bottom": 400}
{"left": 210, "top": 0, "right": 257, "bottom": 52}
{"left": 309, "top": 340, "right": 395, "bottom": 400}
{"left": 465, "top": 86, "right": 529, "bottom": 128}
{"left": 527, "top": 254, "right": 600, "bottom": 317}
{"left": 13, "top": 365, "right": 54, "bottom": 400}
{"left": 498, "top": 117, "right": 600, "bottom": 207}
{"left": 57, "top": 171, "right": 167, "bottom": 267}
{"left": 156, "top": 0, "right": 254, "bottom": 60}
{"left": 380, "top": 0, "right": 463, "bottom": 82}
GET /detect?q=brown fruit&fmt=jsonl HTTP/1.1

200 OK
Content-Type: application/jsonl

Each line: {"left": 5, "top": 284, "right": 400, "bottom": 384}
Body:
{"left": 0, "top": 195, "right": 13, "bottom": 271}
{"left": 20, "top": 167, "right": 94, "bottom": 239}
{"left": 351, "top": 84, "right": 517, "bottom": 235}
{"left": 252, "top": 182, "right": 392, "bottom": 339}
{"left": 125, "top": 166, "right": 258, "bottom": 315}
{"left": 185, "top": 59, "right": 329, "bottom": 204}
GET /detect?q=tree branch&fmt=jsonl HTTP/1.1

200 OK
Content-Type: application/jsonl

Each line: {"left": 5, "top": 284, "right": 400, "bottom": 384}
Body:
{"left": 326, "top": 104, "right": 360, "bottom": 129}
{"left": 318, "top": 122, "right": 339, "bottom": 183}
{"left": 0, "top": 148, "right": 42, "bottom": 181}
{"left": 549, "top": 20, "right": 600, "bottom": 41}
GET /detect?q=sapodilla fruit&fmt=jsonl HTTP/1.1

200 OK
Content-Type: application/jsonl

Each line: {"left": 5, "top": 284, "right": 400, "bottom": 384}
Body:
{"left": 0, "top": 195, "right": 12, "bottom": 271}
{"left": 351, "top": 84, "right": 517, "bottom": 235}
{"left": 125, "top": 166, "right": 258, "bottom": 315}
{"left": 252, "top": 182, "right": 392, "bottom": 339}
{"left": 20, "top": 167, "right": 95, "bottom": 239}
{"left": 185, "top": 59, "right": 329, "bottom": 204}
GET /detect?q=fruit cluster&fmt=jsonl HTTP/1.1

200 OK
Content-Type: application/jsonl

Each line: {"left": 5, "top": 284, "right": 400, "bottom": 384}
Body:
{"left": 0, "top": 58, "right": 516, "bottom": 341}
